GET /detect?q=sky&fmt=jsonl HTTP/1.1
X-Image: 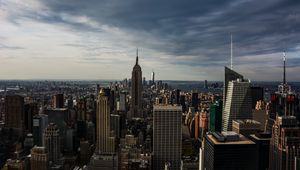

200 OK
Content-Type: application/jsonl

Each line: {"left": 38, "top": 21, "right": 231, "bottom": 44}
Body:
{"left": 1, "top": 0, "right": 300, "bottom": 81}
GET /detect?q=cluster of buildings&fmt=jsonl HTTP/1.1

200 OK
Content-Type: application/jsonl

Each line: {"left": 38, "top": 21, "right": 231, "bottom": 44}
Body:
{"left": 0, "top": 51, "right": 300, "bottom": 170}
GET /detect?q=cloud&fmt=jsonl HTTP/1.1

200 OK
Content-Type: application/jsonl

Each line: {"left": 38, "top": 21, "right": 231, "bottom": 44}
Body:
{"left": 0, "top": 0, "right": 300, "bottom": 80}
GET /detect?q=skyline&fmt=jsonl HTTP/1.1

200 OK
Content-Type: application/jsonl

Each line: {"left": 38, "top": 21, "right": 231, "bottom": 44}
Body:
{"left": 1, "top": 0, "right": 300, "bottom": 81}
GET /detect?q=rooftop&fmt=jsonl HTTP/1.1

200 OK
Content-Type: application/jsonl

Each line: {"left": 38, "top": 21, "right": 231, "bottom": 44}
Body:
{"left": 208, "top": 132, "right": 255, "bottom": 145}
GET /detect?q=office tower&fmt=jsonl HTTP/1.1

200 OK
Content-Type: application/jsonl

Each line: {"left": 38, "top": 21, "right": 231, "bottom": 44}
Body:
{"left": 143, "top": 77, "right": 147, "bottom": 86}
{"left": 269, "top": 116, "right": 300, "bottom": 170}
{"left": 222, "top": 78, "right": 252, "bottom": 131}
{"left": 199, "top": 110, "right": 209, "bottom": 140}
{"left": 151, "top": 71, "right": 155, "bottom": 85}
{"left": 43, "top": 123, "right": 60, "bottom": 163}
{"left": 53, "top": 94, "right": 64, "bottom": 108}
{"left": 173, "top": 89, "right": 181, "bottom": 105}
{"left": 131, "top": 50, "right": 143, "bottom": 118}
{"left": 110, "top": 114, "right": 120, "bottom": 138}
{"left": 204, "top": 80, "right": 208, "bottom": 89}
{"left": 153, "top": 105, "right": 182, "bottom": 170}
{"left": 191, "top": 92, "right": 199, "bottom": 111}
{"left": 266, "top": 53, "right": 300, "bottom": 132}
{"left": 33, "top": 114, "right": 48, "bottom": 146}
{"left": 223, "top": 66, "right": 244, "bottom": 107}
{"left": 65, "top": 128, "right": 74, "bottom": 152}
{"left": 4, "top": 95, "right": 24, "bottom": 133}
{"left": 248, "top": 132, "right": 271, "bottom": 170}
{"left": 117, "top": 92, "right": 126, "bottom": 111}
{"left": 0, "top": 98, "right": 4, "bottom": 122}
{"left": 251, "top": 86, "right": 264, "bottom": 109}
{"left": 232, "top": 119, "right": 261, "bottom": 137}
{"left": 30, "top": 146, "right": 49, "bottom": 170}
{"left": 44, "top": 108, "right": 68, "bottom": 137}
{"left": 96, "top": 88, "right": 115, "bottom": 153}
{"left": 86, "top": 121, "right": 95, "bottom": 144}
{"left": 180, "top": 95, "right": 187, "bottom": 113}
{"left": 24, "top": 102, "right": 38, "bottom": 133}
{"left": 77, "top": 120, "right": 87, "bottom": 140}
{"left": 203, "top": 131, "right": 257, "bottom": 170}
{"left": 209, "top": 100, "right": 222, "bottom": 132}
{"left": 195, "top": 112, "right": 199, "bottom": 140}
{"left": 77, "top": 98, "right": 87, "bottom": 121}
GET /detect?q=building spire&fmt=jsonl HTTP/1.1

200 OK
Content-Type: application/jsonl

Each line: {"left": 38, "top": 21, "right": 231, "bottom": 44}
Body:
{"left": 283, "top": 52, "right": 286, "bottom": 84}
{"left": 230, "top": 33, "right": 233, "bottom": 70}
{"left": 136, "top": 48, "right": 139, "bottom": 65}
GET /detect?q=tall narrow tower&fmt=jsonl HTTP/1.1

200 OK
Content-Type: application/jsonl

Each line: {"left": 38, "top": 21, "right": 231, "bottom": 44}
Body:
{"left": 131, "top": 49, "right": 143, "bottom": 118}
{"left": 96, "top": 88, "right": 115, "bottom": 153}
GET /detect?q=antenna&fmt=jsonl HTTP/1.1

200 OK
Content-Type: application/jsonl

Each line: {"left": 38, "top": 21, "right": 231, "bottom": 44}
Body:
{"left": 230, "top": 33, "right": 233, "bottom": 70}
{"left": 283, "top": 52, "right": 286, "bottom": 84}
{"left": 136, "top": 48, "right": 139, "bottom": 65}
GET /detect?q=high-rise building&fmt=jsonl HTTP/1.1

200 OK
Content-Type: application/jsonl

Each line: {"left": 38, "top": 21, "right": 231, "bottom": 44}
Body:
{"left": 30, "top": 146, "right": 49, "bottom": 170}
{"left": 151, "top": 71, "right": 155, "bottom": 86}
{"left": 43, "top": 123, "right": 60, "bottom": 163}
{"left": 33, "top": 114, "right": 48, "bottom": 146}
{"left": 266, "top": 53, "right": 300, "bottom": 132}
{"left": 24, "top": 102, "right": 38, "bottom": 133}
{"left": 153, "top": 105, "right": 182, "bottom": 170}
{"left": 223, "top": 66, "right": 244, "bottom": 111}
{"left": 204, "top": 80, "right": 208, "bottom": 89}
{"left": 53, "top": 94, "right": 64, "bottom": 108}
{"left": 222, "top": 78, "right": 252, "bottom": 131}
{"left": 4, "top": 95, "right": 24, "bottom": 133}
{"left": 77, "top": 98, "right": 87, "bottom": 121}
{"left": 96, "top": 88, "right": 115, "bottom": 153}
{"left": 248, "top": 132, "right": 271, "bottom": 170}
{"left": 251, "top": 86, "right": 264, "bottom": 109}
{"left": 232, "top": 119, "right": 261, "bottom": 137}
{"left": 110, "top": 114, "right": 120, "bottom": 138}
{"left": 203, "top": 131, "right": 257, "bottom": 170}
{"left": 269, "top": 116, "right": 300, "bottom": 170}
{"left": 130, "top": 50, "right": 143, "bottom": 118}
{"left": 117, "top": 92, "right": 126, "bottom": 111}
{"left": 209, "top": 100, "right": 222, "bottom": 132}
{"left": 191, "top": 92, "right": 199, "bottom": 111}
{"left": 174, "top": 89, "right": 181, "bottom": 105}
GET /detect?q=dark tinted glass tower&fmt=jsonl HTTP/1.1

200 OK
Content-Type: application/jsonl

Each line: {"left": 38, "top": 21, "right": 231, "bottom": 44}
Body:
{"left": 130, "top": 50, "right": 143, "bottom": 118}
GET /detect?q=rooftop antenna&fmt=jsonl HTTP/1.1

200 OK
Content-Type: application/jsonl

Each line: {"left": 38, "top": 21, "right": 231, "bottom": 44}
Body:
{"left": 136, "top": 48, "right": 139, "bottom": 65}
{"left": 230, "top": 33, "right": 233, "bottom": 70}
{"left": 283, "top": 52, "right": 286, "bottom": 84}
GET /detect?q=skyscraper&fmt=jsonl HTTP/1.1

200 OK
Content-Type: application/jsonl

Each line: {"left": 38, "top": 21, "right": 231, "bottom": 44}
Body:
{"left": 96, "top": 88, "right": 115, "bottom": 153}
{"left": 153, "top": 105, "right": 182, "bottom": 170}
{"left": 222, "top": 78, "right": 252, "bottom": 131}
{"left": 4, "top": 95, "right": 24, "bottom": 134}
{"left": 53, "top": 94, "right": 64, "bottom": 108}
{"left": 209, "top": 100, "right": 223, "bottom": 132}
{"left": 222, "top": 66, "right": 244, "bottom": 115}
{"left": 30, "top": 146, "right": 49, "bottom": 170}
{"left": 203, "top": 131, "right": 257, "bottom": 170}
{"left": 43, "top": 123, "right": 60, "bottom": 163}
{"left": 269, "top": 116, "right": 300, "bottom": 170}
{"left": 266, "top": 53, "right": 300, "bottom": 132}
{"left": 33, "top": 114, "right": 48, "bottom": 146}
{"left": 151, "top": 71, "right": 155, "bottom": 85}
{"left": 130, "top": 50, "right": 143, "bottom": 118}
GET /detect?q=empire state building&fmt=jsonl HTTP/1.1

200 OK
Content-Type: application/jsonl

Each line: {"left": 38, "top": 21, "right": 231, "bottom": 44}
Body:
{"left": 130, "top": 50, "right": 143, "bottom": 118}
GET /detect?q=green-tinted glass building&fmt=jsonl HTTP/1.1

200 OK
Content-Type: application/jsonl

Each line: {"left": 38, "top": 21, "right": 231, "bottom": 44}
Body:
{"left": 209, "top": 100, "right": 222, "bottom": 132}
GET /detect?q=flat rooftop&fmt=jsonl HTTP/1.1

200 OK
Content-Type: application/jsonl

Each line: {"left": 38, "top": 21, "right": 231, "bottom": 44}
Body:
{"left": 207, "top": 134, "right": 255, "bottom": 145}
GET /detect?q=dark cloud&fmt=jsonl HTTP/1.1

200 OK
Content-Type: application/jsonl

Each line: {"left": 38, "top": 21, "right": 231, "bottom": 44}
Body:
{"left": 33, "top": 0, "right": 300, "bottom": 62}
{"left": 4, "top": 0, "right": 300, "bottom": 78}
